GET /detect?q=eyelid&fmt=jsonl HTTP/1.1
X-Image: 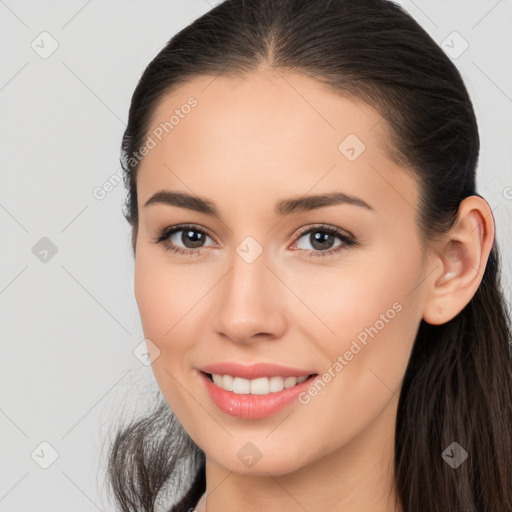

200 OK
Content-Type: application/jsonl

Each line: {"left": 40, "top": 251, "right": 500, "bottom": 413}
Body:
{"left": 154, "top": 223, "right": 218, "bottom": 245}
{"left": 292, "top": 223, "right": 355, "bottom": 242}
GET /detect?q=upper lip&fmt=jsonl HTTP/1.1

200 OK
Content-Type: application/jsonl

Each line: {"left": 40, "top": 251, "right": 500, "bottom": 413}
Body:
{"left": 198, "top": 362, "right": 317, "bottom": 380}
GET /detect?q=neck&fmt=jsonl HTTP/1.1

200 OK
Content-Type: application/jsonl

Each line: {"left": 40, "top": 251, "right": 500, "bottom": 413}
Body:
{"left": 202, "top": 394, "right": 402, "bottom": 512}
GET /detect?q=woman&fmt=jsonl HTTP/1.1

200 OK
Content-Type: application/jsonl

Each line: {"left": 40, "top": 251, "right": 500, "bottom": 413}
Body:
{"left": 106, "top": 0, "right": 512, "bottom": 511}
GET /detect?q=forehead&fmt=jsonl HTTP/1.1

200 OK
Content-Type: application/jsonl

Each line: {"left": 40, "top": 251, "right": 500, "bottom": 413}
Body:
{"left": 137, "top": 69, "right": 419, "bottom": 221}
{"left": 145, "top": 68, "right": 392, "bottom": 159}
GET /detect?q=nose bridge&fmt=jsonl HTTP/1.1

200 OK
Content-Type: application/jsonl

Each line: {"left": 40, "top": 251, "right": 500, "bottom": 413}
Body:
{"left": 213, "top": 242, "right": 286, "bottom": 343}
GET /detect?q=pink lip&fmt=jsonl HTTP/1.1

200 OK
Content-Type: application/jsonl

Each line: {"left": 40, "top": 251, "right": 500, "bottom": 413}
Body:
{"left": 198, "top": 361, "right": 316, "bottom": 380}
{"left": 198, "top": 371, "right": 318, "bottom": 419}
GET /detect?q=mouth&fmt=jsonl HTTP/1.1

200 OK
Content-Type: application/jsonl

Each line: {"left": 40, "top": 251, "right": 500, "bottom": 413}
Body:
{"left": 200, "top": 371, "right": 318, "bottom": 395}
{"left": 198, "top": 369, "right": 319, "bottom": 419}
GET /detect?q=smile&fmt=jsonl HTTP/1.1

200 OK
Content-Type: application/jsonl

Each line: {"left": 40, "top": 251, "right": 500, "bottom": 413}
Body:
{"left": 198, "top": 368, "right": 319, "bottom": 419}
{"left": 208, "top": 373, "right": 311, "bottom": 394}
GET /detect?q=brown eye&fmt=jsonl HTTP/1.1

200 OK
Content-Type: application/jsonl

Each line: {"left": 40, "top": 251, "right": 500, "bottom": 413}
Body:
{"left": 154, "top": 224, "right": 216, "bottom": 256}
{"left": 174, "top": 229, "right": 207, "bottom": 249}
{"left": 306, "top": 230, "right": 337, "bottom": 251}
{"left": 292, "top": 225, "right": 356, "bottom": 258}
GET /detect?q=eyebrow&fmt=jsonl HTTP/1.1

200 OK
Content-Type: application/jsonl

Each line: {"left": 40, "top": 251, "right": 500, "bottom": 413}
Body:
{"left": 144, "top": 189, "right": 373, "bottom": 217}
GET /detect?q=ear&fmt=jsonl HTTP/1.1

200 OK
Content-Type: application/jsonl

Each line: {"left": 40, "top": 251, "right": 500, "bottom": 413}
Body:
{"left": 422, "top": 195, "right": 495, "bottom": 325}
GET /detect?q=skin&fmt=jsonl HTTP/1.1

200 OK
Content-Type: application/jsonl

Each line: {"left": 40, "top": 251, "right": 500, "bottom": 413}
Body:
{"left": 133, "top": 65, "right": 494, "bottom": 512}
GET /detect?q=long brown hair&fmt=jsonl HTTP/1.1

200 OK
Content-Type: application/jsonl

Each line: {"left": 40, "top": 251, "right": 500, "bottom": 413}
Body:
{"left": 106, "top": 1, "right": 512, "bottom": 510}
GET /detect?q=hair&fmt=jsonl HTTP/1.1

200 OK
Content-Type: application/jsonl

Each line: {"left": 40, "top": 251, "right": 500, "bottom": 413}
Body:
{"left": 106, "top": 0, "right": 512, "bottom": 511}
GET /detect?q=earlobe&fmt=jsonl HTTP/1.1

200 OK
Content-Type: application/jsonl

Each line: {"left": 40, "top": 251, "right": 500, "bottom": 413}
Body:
{"left": 422, "top": 196, "right": 495, "bottom": 326}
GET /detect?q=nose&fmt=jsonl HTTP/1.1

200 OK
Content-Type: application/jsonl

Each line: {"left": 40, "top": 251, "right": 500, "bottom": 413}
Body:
{"left": 212, "top": 249, "right": 287, "bottom": 344}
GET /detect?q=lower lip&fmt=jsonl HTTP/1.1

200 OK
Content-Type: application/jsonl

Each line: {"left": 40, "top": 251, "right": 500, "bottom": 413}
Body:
{"left": 199, "top": 371, "right": 318, "bottom": 419}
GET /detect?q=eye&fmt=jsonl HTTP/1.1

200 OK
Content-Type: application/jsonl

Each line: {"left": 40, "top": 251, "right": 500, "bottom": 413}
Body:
{"left": 290, "top": 224, "right": 356, "bottom": 258}
{"left": 153, "top": 223, "right": 357, "bottom": 259}
{"left": 152, "top": 224, "right": 216, "bottom": 256}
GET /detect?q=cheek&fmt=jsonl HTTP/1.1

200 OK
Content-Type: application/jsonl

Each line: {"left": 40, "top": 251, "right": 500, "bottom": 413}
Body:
{"left": 133, "top": 253, "right": 191, "bottom": 359}
{"left": 287, "top": 244, "right": 424, "bottom": 394}
{"left": 286, "top": 252, "right": 420, "bottom": 337}
{"left": 133, "top": 250, "right": 219, "bottom": 377}
{"left": 134, "top": 255, "right": 196, "bottom": 413}
{"left": 134, "top": 262, "right": 169, "bottom": 342}
{"left": 134, "top": 248, "right": 199, "bottom": 338}
{"left": 279, "top": 253, "right": 423, "bottom": 452}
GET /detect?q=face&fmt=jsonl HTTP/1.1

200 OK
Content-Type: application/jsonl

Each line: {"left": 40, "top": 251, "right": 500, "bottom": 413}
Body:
{"left": 134, "top": 67, "right": 430, "bottom": 476}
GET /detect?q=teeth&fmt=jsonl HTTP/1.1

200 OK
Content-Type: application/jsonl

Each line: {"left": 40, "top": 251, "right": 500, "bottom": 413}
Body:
{"left": 222, "top": 374, "right": 234, "bottom": 391}
{"left": 210, "top": 374, "right": 309, "bottom": 394}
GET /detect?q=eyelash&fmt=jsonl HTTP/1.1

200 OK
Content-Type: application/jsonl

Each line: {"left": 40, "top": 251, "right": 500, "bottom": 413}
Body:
{"left": 152, "top": 223, "right": 357, "bottom": 259}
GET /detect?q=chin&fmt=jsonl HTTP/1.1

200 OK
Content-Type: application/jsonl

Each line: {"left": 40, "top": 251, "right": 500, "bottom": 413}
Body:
{"left": 210, "top": 449, "right": 310, "bottom": 477}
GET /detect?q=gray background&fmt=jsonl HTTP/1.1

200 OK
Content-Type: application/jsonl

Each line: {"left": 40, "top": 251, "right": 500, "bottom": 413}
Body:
{"left": 1, "top": 0, "right": 511, "bottom": 511}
